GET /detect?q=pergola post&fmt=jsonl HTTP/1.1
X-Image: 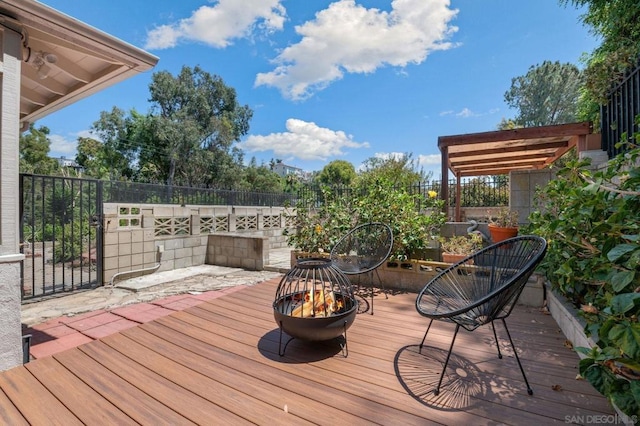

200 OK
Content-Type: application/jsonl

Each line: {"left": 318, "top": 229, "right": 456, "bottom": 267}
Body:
{"left": 439, "top": 139, "right": 449, "bottom": 218}
{"left": 455, "top": 172, "right": 462, "bottom": 222}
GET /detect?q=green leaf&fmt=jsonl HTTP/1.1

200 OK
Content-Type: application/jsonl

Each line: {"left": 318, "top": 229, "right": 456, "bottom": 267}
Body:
{"left": 611, "top": 293, "right": 640, "bottom": 315}
{"left": 610, "top": 270, "right": 636, "bottom": 292}
{"left": 580, "top": 362, "right": 607, "bottom": 394}
{"left": 608, "top": 323, "right": 640, "bottom": 359}
{"left": 575, "top": 346, "right": 592, "bottom": 356}
{"left": 610, "top": 389, "right": 638, "bottom": 418}
{"left": 607, "top": 244, "right": 638, "bottom": 262}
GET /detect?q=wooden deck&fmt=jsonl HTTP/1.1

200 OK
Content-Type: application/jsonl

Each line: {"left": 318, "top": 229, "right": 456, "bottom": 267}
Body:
{"left": 1, "top": 277, "right": 614, "bottom": 425}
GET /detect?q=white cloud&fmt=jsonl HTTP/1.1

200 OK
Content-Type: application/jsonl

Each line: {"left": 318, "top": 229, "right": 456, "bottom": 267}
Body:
{"left": 145, "top": 0, "right": 286, "bottom": 49}
{"left": 456, "top": 107, "right": 478, "bottom": 118}
{"left": 372, "top": 152, "right": 406, "bottom": 162}
{"left": 417, "top": 153, "right": 441, "bottom": 166}
{"left": 239, "top": 118, "right": 369, "bottom": 161}
{"left": 48, "top": 134, "right": 79, "bottom": 158}
{"left": 255, "top": 0, "right": 458, "bottom": 100}
{"left": 439, "top": 107, "right": 500, "bottom": 118}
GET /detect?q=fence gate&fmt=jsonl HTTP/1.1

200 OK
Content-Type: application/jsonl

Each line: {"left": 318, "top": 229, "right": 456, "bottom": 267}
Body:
{"left": 20, "top": 174, "right": 103, "bottom": 301}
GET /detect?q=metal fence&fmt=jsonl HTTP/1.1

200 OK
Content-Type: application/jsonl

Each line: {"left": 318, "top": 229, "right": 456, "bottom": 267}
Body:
{"left": 601, "top": 59, "right": 640, "bottom": 159}
{"left": 100, "top": 178, "right": 508, "bottom": 208}
{"left": 296, "top": 178, "right": 508, "bottom": 208}
{"left": 20, "top": 174, "right": 103, "bottom": 300}
{"left": 102, "top": 180, "right": 296, "bottom": 206}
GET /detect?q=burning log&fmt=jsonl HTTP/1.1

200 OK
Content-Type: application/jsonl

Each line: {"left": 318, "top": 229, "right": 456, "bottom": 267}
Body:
{"left": 291, "top": 289, "right": 337, "bottom": 318}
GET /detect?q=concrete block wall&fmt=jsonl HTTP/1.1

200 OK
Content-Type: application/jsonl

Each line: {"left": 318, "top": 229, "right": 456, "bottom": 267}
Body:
{"left": 103, "top": 204, "right": 159, "bottom": 284}
{"left": 206, "top": 234, "right": 267, "bottom": 271}
{"left": 103, "top": 204, "right": 288, "bottom": 283}
{"left": 509, "top": 169, "right": 556, "bottom": 225}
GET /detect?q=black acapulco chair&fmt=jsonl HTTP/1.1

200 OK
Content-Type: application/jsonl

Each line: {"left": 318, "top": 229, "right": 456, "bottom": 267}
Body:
{"left": 415, "top": 235, "right": 547, "bottom": 396}
{"left": 330, "top": 222, "right": 393, "bottom": 315}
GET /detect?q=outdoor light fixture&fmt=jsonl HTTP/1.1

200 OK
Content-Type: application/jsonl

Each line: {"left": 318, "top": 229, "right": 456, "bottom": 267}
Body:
{"left": 27, "top": 50, "right": 57, "bottom": 80}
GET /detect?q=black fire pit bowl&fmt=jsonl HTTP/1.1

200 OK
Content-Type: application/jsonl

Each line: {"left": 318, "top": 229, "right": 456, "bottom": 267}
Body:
{"left": 273, "top": 293, "right": 357, "bottom": 341}
{"left": 273, "top": 258, "right": 357, "bottom": 357}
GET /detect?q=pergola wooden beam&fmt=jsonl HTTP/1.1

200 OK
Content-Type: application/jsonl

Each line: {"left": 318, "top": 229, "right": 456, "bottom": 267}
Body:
{"left": 439, "top": 121, "right": 591, "bottom": 147}
{"left": 437, "top": 122, "right": 593, "bottom": 221}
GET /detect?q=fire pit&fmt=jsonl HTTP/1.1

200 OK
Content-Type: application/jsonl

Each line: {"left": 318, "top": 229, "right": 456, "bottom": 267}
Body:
{"left": 273, "top": 258, "right": 357, "bottom": 357}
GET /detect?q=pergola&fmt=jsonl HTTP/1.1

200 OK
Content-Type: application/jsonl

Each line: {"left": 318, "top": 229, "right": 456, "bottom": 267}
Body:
{"left": 438, "top": 121, "right": 594, "bottom": 221}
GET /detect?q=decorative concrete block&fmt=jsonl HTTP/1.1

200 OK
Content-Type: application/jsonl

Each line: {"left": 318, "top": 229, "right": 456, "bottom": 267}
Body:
{"left": 118, "top": 244, "right": 132, "bottom": 256}
{"left": 103, "top": 245, "right": 121, "bottom": 259}
{"left": 183, "top": 237, "right": 201, "bottom": 248}
{"left": 175, "top": 247, "right": 193, "bottom": 259}
{"left": 130, "top": 254, "right": 143, "bottom": 268}
{"left": 163, "top": 239, "right": 183, "bottom": 250}
{"left": 131, "top": 242, "right": 143, "bottom": 255}
{"left": 119, "top": 256, "right": 132, "bottom": 268}
{"left": 104, "top": 257, "right": 119, "bottom": 270}
{"left": 153, "top": 206, "right": 174, "bottom": 217}
{"left": 131, "top": 230, "right": 144, "bottom": 243}
{"left": 118, "top": 232, "right": 132, "bottom": 244}
{"left": 143, "top": 251, "right": 157, "bottom": 264}
{"left": 104, "top": 232, "right": 119, "bottom": 246}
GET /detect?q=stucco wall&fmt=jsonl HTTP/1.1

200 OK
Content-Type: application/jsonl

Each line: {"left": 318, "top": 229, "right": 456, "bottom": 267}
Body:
{"left": 0, "top": 30, "right": 28, "bottom": 370}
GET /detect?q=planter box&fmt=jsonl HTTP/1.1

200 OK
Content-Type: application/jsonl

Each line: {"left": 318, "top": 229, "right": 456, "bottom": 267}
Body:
{"left": 290, "top": 250, "right": 544, "bottom": 306}
{"left": 545, "top": 282, "right": 636, "bottom": 424}
{"left": 545, "top": 281, "right": 597, "bottom": 355}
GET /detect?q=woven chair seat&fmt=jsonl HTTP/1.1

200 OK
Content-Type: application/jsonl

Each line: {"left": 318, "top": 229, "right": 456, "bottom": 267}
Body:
{"left": 415, "top": 235, "right": 547, "bottom": 396}
{"left": 330, "top": 222, "right": 393, "bottom": 315}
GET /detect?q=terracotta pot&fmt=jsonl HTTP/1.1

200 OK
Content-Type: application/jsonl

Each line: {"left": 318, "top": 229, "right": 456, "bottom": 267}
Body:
{"left": 488, "top": 224, "right": 519, "bottom": 243}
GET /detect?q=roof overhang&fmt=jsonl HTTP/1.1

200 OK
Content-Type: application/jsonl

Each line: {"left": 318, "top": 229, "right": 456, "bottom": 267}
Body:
{"left": 438, "top": 121, "right": 594, "bottom": 178}
{"left": 0, "top": 0, "right": 158, "bottom": 126}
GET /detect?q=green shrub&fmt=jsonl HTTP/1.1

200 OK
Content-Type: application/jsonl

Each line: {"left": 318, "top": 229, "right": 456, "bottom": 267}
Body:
{"left": 529, "top": 133, "right": 640, "bottom": 416}
{"left": 52, "top": 220, "right": 95, "bottom": 263}
{"left": 284, "top": 178, "right": 445, "bottom": 259}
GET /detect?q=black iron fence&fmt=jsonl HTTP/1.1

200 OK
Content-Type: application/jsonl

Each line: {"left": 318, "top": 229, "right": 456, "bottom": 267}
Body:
{"left": 18, "top": 174, "right": 507, "bottom": 300}
{"left": 20, "top": 174, "right": 103, "bottom": 300}
{"left": 296, "top": 178, "right": 508, "bottom": 209}
{"left": 99, "top": 178, "right": 508, "bottom": 208}
{"left": 102, "top": 180, "right": 296, "bottom": 206}
{"left": 601, "top": 59, "right": 640, "bottom": 158}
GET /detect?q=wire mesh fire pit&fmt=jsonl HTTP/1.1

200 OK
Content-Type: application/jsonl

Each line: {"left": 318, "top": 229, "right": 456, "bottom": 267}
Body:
{"left": 273, "top": 258, "right": 357, "bottom": 357}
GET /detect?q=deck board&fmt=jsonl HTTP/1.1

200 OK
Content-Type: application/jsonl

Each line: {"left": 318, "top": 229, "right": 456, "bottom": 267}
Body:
{"left": 1, "top": 277, "right": 615, "bottom": 424}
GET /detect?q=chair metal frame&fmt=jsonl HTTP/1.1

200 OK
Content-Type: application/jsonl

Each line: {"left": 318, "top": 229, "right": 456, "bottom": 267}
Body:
{"left": 330, "top": 222, "right": 393, "bottom": 315}
{"left": 415, "top": 235, "right": 547, "bottom": 396}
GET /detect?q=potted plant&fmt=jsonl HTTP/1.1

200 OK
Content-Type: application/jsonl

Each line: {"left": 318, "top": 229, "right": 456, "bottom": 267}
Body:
{"left": 438, "top": 233, "right": 483, "bottom": 264}
{"left": 487, "top": 208, "right": 519, "bottom": 243}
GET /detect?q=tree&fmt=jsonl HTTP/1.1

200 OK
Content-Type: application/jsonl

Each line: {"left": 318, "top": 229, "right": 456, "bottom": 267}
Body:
{"left": 146, "top": 65, "right": 253, "bottom": 188}
{"left": 561, "top": 0, "right": 640, "bottom": 107}
{"left": 496, "top": 118, "right": 520, "bottom": 130}
{"left": 357, "top": 153, "right": 429, "bottom": 189}
{"left": 19, "top": 124, "right": 59, "bottom": 175}
{"left": 316, "top": 160, "right": 356, "bottom": 186}
{"left": 240, "top": 157, "right": 284, "bottom": 192}
{"left": 89, "top": 107, "right": 136, "bottom": 181}
{"left": 75, "top": 137, "right": 109, "bottom": 179}
{"left": 504, "top": 61, "right": 584, "bottom": 127}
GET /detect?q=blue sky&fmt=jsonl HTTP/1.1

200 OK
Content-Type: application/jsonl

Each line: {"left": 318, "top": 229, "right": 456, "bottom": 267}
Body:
{"left": 38, "top": 0, "right": 598, "bottom": 179}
